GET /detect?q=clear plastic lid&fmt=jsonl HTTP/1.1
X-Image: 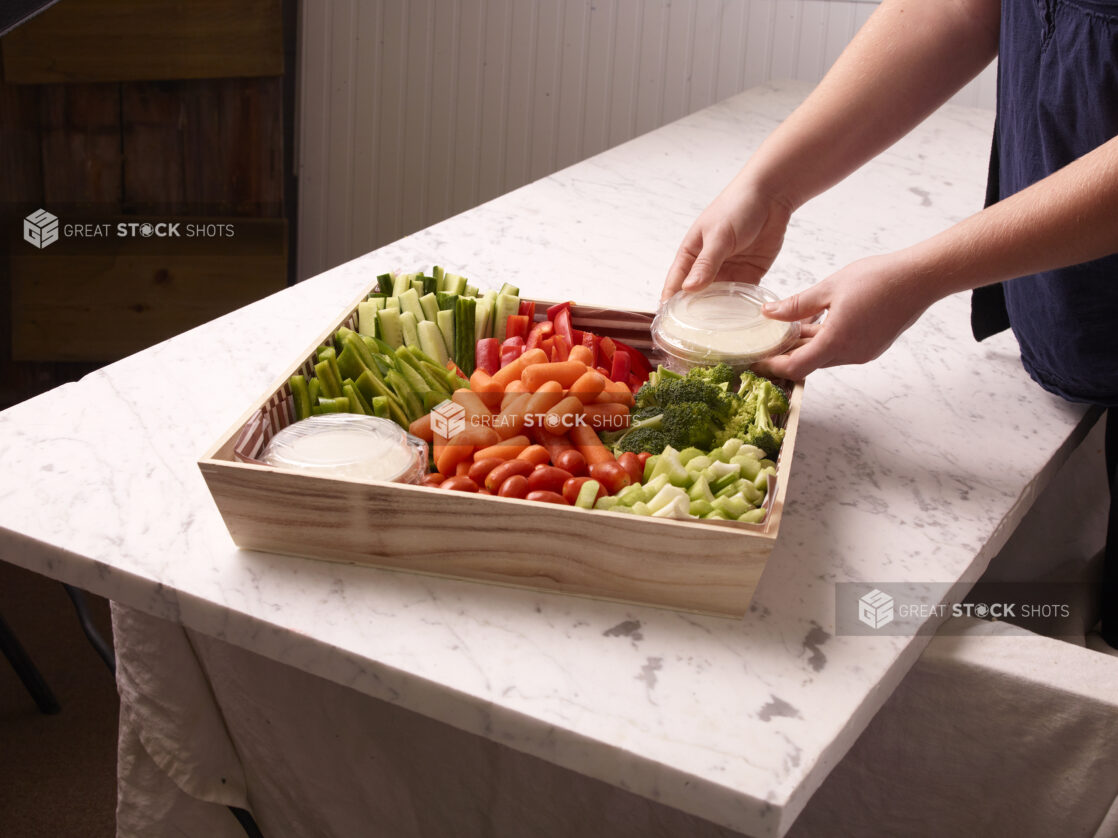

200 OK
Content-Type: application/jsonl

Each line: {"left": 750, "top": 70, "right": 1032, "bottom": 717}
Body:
{"left": 262, "top": 414, "right": 428, "bottom": 484}
{"left": 652, "top": 282, "right": 799, "bottom": 370}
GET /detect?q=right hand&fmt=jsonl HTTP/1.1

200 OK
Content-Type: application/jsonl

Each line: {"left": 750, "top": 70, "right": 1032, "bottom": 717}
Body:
{"left": 661, "top": 177, "right": 794, "bottom": 302}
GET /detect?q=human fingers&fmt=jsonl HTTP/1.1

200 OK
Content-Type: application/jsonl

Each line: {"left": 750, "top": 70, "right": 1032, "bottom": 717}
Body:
{"left": 760, "top": 281, "right": 830, "bottom": 323}
{"left": 753, "top": 333, "right": 833, "bottom": 381}
{"left": 678, "top": 221, "right": 737, "bottom": 293}
{"left": 662, "top": 235, "right": 702, "bottom": 302}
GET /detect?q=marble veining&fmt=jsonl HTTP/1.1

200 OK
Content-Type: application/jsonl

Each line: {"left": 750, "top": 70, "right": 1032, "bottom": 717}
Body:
{"left": 0, "top": 83, "right": 1091, "bottom": 837}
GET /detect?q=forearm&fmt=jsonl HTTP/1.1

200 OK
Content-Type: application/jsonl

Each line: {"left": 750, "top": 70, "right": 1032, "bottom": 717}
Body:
{"left": 745, "top": 0, "right": 999, "bottom": 210}
{"left": 904, "top": 136, "right": 1118, "bottom": 301}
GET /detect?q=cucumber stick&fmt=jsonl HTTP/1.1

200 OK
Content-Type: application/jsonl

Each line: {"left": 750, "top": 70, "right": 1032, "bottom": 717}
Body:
{"left": 377, "top": 308, "right": 404, "bottom": 348}
{"left": 399, "top": 311, "right": 420, "bottom": 348}
{"left": 443, "top": 274, "right": 468, "bottom": 296}
{"left": 464, "top": 283, "right": 478, "bottom": 298}
{"left": 385, "top": 296, "right": 400, "bottom": 311}
{"left": 391, "top": 273, "right": 412, "bottom": 296}
{"left": 454, "top": 296, "right": 477, "bottom": 375}
{"left": 498, "top": 282, "right": 520, "bottom": 297}
{"left": 417, "top": 320, "right": 449, "bottom": 365}
{"left": 397, "top": 288, "right": 425, "bottom": 322}
{"left": 419, "top": 293, "right": 440, "bottom": 322}
{"left": 432, "top": 265, "right": 445, "bottom": 289}
{"left": 492, "top": 293, "right": 519, "bottom": 343}
{"left": 357, "top": 300, "right": 384, "bottom": 337}
{"left": 474, "top": 298, "right": 493, "bottom": 341}
{"left": 376, "top": 273, "right": 394, "bottom": 295}
{"left": 436, "top": 309, "right": 455, "bottom": 355}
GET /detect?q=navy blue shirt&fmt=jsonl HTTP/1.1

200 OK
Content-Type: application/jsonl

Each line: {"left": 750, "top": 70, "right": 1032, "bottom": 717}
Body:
{"left": 972, "top": 0, "right": 1118, "bottom": 407}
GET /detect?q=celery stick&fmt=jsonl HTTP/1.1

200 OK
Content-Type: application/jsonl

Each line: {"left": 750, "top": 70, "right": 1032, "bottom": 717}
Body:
{"left": 315, "top": 397, "right": 349, "bottom": 414}
{"left": 371, "top": 396, "right": 390, "bottom": 419}
{"left": 314, "top": 359, "right": 343, "bottom": 398}
{"left": 385, "top": 370, "right": 423, "bottom": 421}
{"left": 343, "top": 382, "right": 369, "bottom": 415}
{"left": 336, "top": 345, "right": 368, "bottom": 382}
{"left": 308, "top": 378, "right": 321, "bottom": 406}
{"left": 289, "top": 375, "right": 311, "bottom": 421}
{"left": 419, "top": 293, "right": 440, "bottom": 323}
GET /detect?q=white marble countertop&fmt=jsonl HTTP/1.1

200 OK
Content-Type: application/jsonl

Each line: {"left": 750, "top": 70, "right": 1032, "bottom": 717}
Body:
{"left": 0, "top": 82, "right": 1094, "bottom": 836}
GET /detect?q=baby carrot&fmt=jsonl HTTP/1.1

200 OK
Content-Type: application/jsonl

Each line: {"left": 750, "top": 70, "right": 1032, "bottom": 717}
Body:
{"left": 529, "top": 427, "right": 574, "bottom": 463}
{"left": 568, "top": 370, "right": 606, "bottom": 405}
{"left": 520, "top": 360, "right": 589, "bottom": 391}
{"left": 569, "top": 423, "right": 615, "bottom": 466}
{"left": 516, "top": 444, "right": 551, "bottom": 467}
{"left": 451, "top": 388, "right": 493, "bottom": 425}
{"left": 491, "top": 347, "right": 548, "bottom": 389}
{"left": 436, "top": 425, "right": 500, "bottom": 475}
{"left": 470, "top": 369, "right": 504, "bottom": 411}
{"left": 474, "top": 434, "right": 531, "bottom": 461}
{"left": 409, "top": 413, "right": 433, "bottom": 442}
{"left": 568, "top": 344, "right": 594, "bottom": 366}
{"left": 541, "top": 395, "right": 585, "bottom": 435}
{"left": 594, "top": 378, "right": 635, "bottom": 408}
{"left": 582, "top": 402, "right": 631, "bottom": 431}
{"left": 500, "top": 380, "right": 528, "bottom": 411}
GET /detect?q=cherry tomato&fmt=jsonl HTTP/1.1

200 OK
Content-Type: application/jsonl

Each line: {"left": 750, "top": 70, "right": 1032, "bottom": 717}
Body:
{"left": 617, "top": 452, "right": 643, "bottom": 485}
{"left": 526, "top": 466, "right": 574, "bottom": 494}
{"left": 554, "top": 449, "right": 588, "bottom": 477}
{"left": 525, "top": 490, "right": 569, "bottom": 505}
{"left": 562, "top": 476, "right": 606, "bottom": 505}
{"left": 467, "top": 457, "right": 505, "bottom": 485}
{"left": 441, "top": 476, "right": 479, "bottom": 492}
{"left": 423, "top": 472, "right": 446, "bottom": 486}
{"left": 636, "top": 452, "right": 653, "bottom": 467}
{"left": 589, "top": 461, "right": 631, "bottom": 495}
{"left": 484, "top": 459, "right": 534, "bottom": 492}
{"left": 497, "top": 474, "right": 530, "bottom": 499}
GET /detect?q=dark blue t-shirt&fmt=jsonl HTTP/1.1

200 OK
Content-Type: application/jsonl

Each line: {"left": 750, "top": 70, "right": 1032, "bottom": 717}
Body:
{"left": 973, "top": 0, "right": 1118, "bottom": 406}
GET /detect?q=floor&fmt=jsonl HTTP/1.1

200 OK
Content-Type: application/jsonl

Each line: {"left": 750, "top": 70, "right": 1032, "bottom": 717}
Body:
{"left": 0, "top": 559, "right": 117, "bottom": 838}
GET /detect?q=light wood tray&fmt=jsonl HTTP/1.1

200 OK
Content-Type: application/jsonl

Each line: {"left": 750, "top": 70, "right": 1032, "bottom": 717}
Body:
{"left": 199, "top": 280, "right": 804, "bottom": 618}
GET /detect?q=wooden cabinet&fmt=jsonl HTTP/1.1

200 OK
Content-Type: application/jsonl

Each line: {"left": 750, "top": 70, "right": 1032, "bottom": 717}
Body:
{"left": 0, "top": 0, "right": 294, "bottom": 404}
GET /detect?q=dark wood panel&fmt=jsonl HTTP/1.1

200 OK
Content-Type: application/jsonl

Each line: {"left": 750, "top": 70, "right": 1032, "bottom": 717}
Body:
{"left": 2, "top": 0, "right": 283, "bottom": 84}
{"left": 180, "top": 77, "right": 284, "bottom": 216}
{"left": 0, "top": 83, "right": 42, "bottom": 203}
{"left": 11, "top": 218, "right": 286, "bottom": 361}
{"left": 39, "top": 83, "right": 122, "bottom": 207}
{"left": 121, "top": 82, "right": 185, "bottom": 213}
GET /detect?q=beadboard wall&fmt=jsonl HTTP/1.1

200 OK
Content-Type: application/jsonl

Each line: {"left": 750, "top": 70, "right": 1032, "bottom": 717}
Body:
{"left": 296, "top": 0, "right": 997, "bottom": 279}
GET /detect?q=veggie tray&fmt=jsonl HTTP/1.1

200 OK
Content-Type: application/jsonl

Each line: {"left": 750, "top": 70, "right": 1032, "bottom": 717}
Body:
{"left": 199, "top": 269, "right": 803, "bottom": 618}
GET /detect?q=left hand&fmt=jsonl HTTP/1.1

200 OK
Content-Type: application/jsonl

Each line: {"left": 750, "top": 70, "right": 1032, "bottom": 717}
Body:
{"left": 752, "top": 252, "right": 937, "bottom": 381}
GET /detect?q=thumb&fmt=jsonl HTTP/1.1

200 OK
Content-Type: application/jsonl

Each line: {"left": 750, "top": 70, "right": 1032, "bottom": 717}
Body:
{"left": 761, "top": 284, "right": 828, "bottom": 322}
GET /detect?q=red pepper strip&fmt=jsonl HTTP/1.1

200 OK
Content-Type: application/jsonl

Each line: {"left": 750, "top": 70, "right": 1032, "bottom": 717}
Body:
{"left": 518, "top": 300, "right": 536, "bottom": 321}
{"left": 541, "top": 337, "right": 556, "bottom": 360}
{"left": 609, "top": 348, "right": 631, "bottom": 382}
{"left": 553, "top": 307, "right": 575, "bottom": 348}
{"left": 526, "top": 320, "right": 554, "bottom": 350}
{"left": 445, "top": 359, "right": 468, "bottom": 379}
{"left": 506, "top": 314, "right": 530, "bottom": 342}
{"left": 500, "top": 340, "right": 525, "bottom": 368}
{"left": 627, "top": 373, "right": 645, "bottom": 393}
{"left": 580, "top": 331, "right": 599, "bottom": 367}
{"left": 475, "top": 338, "right": 500, "bottom": 375}
{"left": 596, "top": 366, "right": 611, "bottom": 378}
{"left": 610, "top": 338, "right": 653, "bottom": 378}
{"left": 553, "top": 334, "right": 571, "bottom": 362}
{"left": 599, "top": 336, "right": 616, "bottom": 361}
{"left": 545, "top": 301, "right": 573, "bottom": 321}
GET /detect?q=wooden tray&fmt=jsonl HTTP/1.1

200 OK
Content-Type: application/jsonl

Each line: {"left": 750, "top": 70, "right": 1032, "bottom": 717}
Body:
{"left": 199, "top": 280, "right": 804, "bottom": 618}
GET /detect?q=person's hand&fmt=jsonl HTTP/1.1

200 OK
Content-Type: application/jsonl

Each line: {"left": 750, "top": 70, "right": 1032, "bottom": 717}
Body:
{"left": 661, "top": 177, "right": 794, "bottom": 302}
{"left": 752, "top": 252, "right": 937, "bottom": 381}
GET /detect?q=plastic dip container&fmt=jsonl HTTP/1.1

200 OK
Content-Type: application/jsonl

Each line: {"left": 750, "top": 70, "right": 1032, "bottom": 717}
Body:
{"left": 651, "top": 282, "right": 800, "bottom": 372}
{"left": 262, "top": 414, "right": 428, "bottom": 484}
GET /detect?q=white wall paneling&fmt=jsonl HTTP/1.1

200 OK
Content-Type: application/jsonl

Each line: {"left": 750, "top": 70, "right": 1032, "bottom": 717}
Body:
{"left": 297, "top": 0, "right": 997, "bottom": 279}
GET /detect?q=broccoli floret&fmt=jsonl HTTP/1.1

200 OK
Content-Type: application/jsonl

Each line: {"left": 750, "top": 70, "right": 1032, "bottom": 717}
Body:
{"left": 657, "top": 378, "right": 737, "bottom": 423}
{"left": 712, "top": 401, "right": 758, "bottom": 448}
{"left": 617, "top": 427, "right": 671, "bottom": 455}
{"left": 687, "top": 362, "right": 737, "bottom": 389}
{"left": 738, "top": 371, "right": 790, "bottom": 415}
{"left": 741, "top": 398, "right": 785, "bottom": 458}
{"left": 631, "top": 404, "right": 662, "bottom": 422}
{"left": 660, "top": 402, "right": 720, "bottom": 450}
